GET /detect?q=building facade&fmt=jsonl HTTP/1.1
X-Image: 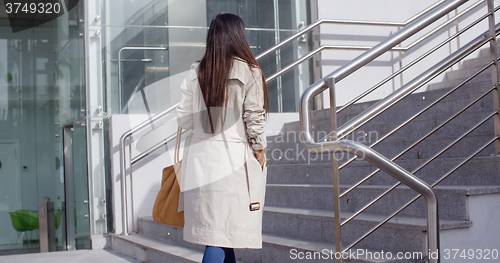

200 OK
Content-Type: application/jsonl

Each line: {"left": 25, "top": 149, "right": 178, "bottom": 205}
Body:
{"left": 0, "top": 0, "right": 498, "bottom": 258}
{"left": 0, "top": 0, "right": 315, "bottom": 253}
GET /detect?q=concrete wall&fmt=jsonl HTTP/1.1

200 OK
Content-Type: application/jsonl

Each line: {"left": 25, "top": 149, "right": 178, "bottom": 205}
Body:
{"left": 440, "top": 193, "right": 500, "bottom": 262}
{"left": 317, "top": 0, "right": 498, "bottom": 107}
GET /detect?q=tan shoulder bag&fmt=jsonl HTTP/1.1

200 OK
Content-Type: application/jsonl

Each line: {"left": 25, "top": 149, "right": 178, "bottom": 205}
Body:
{"left": 152, "top": 127, "right": 184, "bottom": 227}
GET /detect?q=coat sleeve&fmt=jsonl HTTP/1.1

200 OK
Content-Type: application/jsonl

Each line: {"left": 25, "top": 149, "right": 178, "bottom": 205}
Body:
{"left": 243, "top": 69, "right": 267, "bottom": 150}
{"left": 176, "top": 77, "right": 193, "bottom": 130}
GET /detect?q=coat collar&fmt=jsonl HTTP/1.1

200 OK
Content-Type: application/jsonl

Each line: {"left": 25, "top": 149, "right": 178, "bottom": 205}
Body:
{"left": 229, "top": 57, "right": 250, "bottom": 85}
{"left": 189, "top": 58, "right": 251, "bottom": 85}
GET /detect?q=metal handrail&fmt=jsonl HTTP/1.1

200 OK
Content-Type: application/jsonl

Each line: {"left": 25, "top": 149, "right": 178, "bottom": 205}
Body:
{"left": 300, "top": 78, "right": 440, "bottom": 261}
{"left": 265, "top": 45, "right": 406, "bottom": 83}
{"left": 333, "top": 0, "right": 495, "bottom": 116}
{"left": 406, "top": 0, "right": 486, "bottom": 50}
{"left": 335, "top": 16, "right": 499, "bottom": 142}
{"left": 119, "top": 103, "right": 178, "bottom": 235}
{"left": 299, "top": 1, "right": 478, "bottom": 262}
{"left": 339, "top": 62, "right": 497, "bottom": 198}
{"left": 329, "top": 15, "right": 500, "bottom": 201}
{"left": 344, "top": 132, "right": 499, "bottom": 253}
{"left": 255, "top": 19, "right": 403, "bottom": 61}
{"left": 300, "top": 0, "right": 469, "bottom": 105}
{"left": 346, "top": 10, "right": 499, "bottom": 263}
{"left": 342, "top": 102, "right": 497, "bottom": 227}
{"left": 344, "top": 124, "right": 499, "bottom": 252}
{"left": 333, "top": 28, "right": 500, "bottom": 176}
{"left": 300, "top": 0, "right": 471, "bottom": 143}
{"left": 255, "top": 0, "right": 450, "bottom": 61}
{"left": 117, "top": 0, "right": 489, "bottom": 247}
{"left": 131, "top": 131, "right": 178, "bottom": 165}
{"left": 331, "top": 30, "right": 500, "bottom": 206}
{"left": 300, "top": 0, "right": 500, "bottom": 262}
{"left": 258, "top": 0, "right": 486, "bottom": 84}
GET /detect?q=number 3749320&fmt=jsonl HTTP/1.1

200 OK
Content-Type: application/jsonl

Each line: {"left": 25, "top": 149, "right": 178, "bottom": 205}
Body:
{"left": 442, "top": 249, "right": 498, "bottom": 260}
{"left": 5, "top": 2, "right": 62, "bottom": 14}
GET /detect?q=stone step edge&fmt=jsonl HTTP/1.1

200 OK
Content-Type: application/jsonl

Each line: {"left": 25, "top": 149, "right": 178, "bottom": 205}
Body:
{"left": 307, "top": 82, "right": 490, "bottom": 120}
{"left": 112, "top": 233, "right": 252, "bottom": 263}
{"left": 267, "top": 132, "right": 495, "bottom": 148}
{"left": 265, "top": 184, "right": 500, "bottom": 196}
{"left": 111, "top": 233, "right": 204, "bottom": 263}
{"left": 277, "top": 104, "right": 494, "bottom": 135}
{"left": 135, "top": 218, "right": 414, "bottom": 263}
{"left": 264, "top": 206, "right": 471, "bottom": 231}
{"left": 265, "top": 155, "right": 500, "bottom": 168}
{"left": 427, "top": 78, "right": 491, "bottom": 89}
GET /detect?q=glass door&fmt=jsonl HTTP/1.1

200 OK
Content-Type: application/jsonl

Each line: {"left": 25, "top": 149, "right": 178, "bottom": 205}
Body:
{"left": 62, "top": 125, "right": 90, "bottom": 250}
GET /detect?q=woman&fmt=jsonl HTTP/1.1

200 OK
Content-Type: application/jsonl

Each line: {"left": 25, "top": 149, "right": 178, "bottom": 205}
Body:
{"left": 176, "top": 13, "right": 269, "bottom": 263}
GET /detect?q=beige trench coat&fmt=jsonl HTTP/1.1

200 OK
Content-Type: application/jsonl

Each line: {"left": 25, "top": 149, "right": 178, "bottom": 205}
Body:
{"left": 176, "top": 58, "right": 267, "bottom": 249}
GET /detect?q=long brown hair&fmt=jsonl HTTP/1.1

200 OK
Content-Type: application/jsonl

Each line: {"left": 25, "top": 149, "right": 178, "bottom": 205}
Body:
{"left": 198, "top": 13, "right": 269, "bottom": 134}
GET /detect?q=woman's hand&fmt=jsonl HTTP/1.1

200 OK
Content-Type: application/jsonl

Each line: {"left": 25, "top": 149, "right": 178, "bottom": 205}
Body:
{"left": 254, "top": 149, "right": 266, "bottom": 169}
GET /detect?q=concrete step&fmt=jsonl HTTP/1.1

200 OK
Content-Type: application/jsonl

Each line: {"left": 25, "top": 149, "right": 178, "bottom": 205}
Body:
{"left": 264, "top": 184, "right": 500, "bottom": 220}
{"left": 426, "top": 75, "right": 492, "bottom": 90}
{"left": 112, "top": 232, "right": 251, "bottom": 263}
{"left": 420, "top": 43, "right": 498, "bottom": 91}
{"left": 461, "top": 55, "right": 496, "bottom": 70}
{"left": 272, "top": 109, "right": 495, "bottom": 149}
{"left": 266, "top": 132, "right": 496, "bottom": 165}
{"left": 137, "top": 217, "right": 204, "bottom": 252}
{"left": 278, "top": 86, "right": 495, "bottom": 145}
{"left": 362, "top": 132, "right": 495, "bottom": 161}
{"left": 290, "top": 98, "right": 495, "bottom": 139}
{"left": 111, "top": 233, "right": 204, "bottom": 263}
{"left": 259, "top": 233, "right": 422, "bottom": 263}
{"left": 263, "top": 206, "right": 471, "bottom": 253}
{"left": 134, "top": 217, "right": 423, "bottom": 262}
{"left": 296, "top": 83, "right": 494, "bottom": 134}
{"left": 266, "top": 156, "right": 500, "bottom": 186}
{"left": 442, "top": 63, "right": 497, "bottom": 82}
{"left": 477, "top": 45, "right": 500, "bottom": 58}
{"left": 267, "top": 92, "right": 497, "bottom": 165}
{"left": 138, "top": 217, "right": 261, "bottom": 262}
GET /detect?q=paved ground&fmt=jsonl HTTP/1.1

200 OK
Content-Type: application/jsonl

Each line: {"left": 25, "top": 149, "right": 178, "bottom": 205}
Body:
{"left": 0, "top": 249, "right": 141, "bottom": 263}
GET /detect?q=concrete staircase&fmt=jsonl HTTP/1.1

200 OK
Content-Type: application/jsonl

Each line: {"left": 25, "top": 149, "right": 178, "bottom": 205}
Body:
{"left": 111, "top": 45, "right": 500, "bottom": 262}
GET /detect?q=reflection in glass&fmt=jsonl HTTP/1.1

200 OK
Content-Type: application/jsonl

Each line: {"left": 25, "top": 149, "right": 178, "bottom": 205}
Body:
{"left": 0, "top": 0, "right": 88, "bottom": 254}
{"left": 101, "top": 0, "right": 312, "bottom": 115}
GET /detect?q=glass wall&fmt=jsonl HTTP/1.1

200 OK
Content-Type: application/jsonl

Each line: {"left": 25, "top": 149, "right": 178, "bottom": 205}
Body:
{"left": 97, "top": 0, "right": 314, "bottom": 116}
{"left": 86, "top": 0, "right": 315, "bottom": 236}
{"left": 0, "top": 0, "right": 315, "bottom": 254}
{"left": 0, "top": 0, "right": 89, "bottom": 254}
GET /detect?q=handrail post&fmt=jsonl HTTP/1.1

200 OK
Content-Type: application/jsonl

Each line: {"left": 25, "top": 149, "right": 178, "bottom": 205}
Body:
{"left": 455, "top": 8, "right": 461, "bottom": 70}
{"left": 397, "top": 26, "right": 404, "bottom": 90}
{"left": 326, "top": 78, "right": 342, "bottom": 262}
{"left": 129, "top": 142, "right": 136, "bottom": 233}
{"left": 311, "top": 0, "right": 324, "bottom": 110}
{"left": 426, "top": 190, "right": 440, "bottom": 263}
{"left": 487, "top": 0, "right": 500, "bottom": 154}
{"left": 117, "top": 103, "right": 179, "bottom": 236}
{"left": 119, "top": 134, "right": 129, "bottom": 235}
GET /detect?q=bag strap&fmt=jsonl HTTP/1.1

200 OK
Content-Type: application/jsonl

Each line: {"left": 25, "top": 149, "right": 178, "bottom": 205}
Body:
{"left": 174, "top": 126, "right": 182, "bottom": 164}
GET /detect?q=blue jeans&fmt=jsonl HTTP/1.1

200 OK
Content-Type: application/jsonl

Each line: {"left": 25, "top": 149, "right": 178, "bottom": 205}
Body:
{"left": 201, "top": 246, "right": 236, "bottom": 263}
